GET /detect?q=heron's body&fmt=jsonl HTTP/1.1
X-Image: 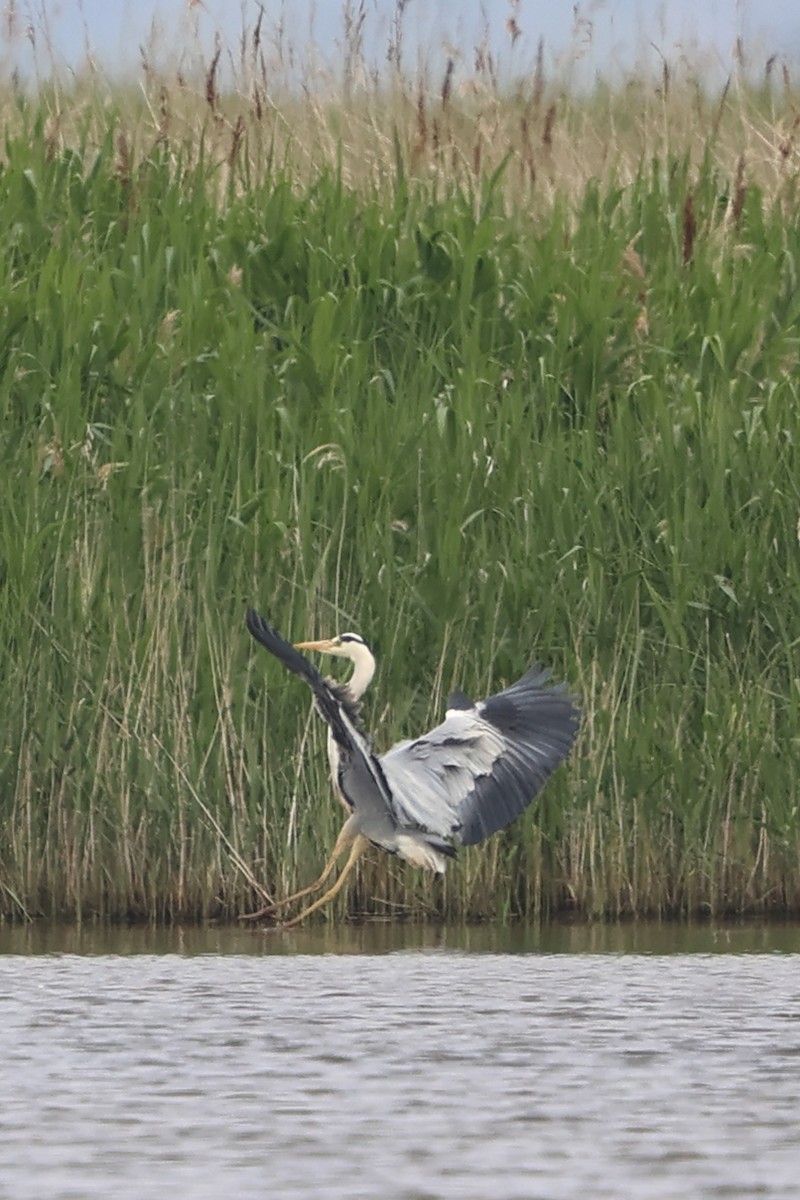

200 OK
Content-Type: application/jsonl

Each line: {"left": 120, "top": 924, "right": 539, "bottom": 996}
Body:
{"left": 243, "top": 609, "right": 579, "bottom": 925}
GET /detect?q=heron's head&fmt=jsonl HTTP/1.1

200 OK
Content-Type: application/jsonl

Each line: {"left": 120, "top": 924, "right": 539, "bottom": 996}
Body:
{"left": 293, "top": 632, "right": 367, "bottom": 660}
{"left": 293, "top": 632, "right": 375, "bottom": 698}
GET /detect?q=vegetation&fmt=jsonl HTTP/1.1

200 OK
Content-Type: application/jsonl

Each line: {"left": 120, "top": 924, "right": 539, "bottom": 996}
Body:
{"left": 1, "top": 8, "right": 800, "bottom": 923}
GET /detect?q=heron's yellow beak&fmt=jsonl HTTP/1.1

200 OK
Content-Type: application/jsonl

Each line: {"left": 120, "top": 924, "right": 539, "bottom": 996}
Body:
{"left": 293, "top": 637, "right": 338, "bottom": 653}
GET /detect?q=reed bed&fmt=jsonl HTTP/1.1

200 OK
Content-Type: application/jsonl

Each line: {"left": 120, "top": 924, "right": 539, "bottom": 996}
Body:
{"left": 1, "top": 7, "right": 800, "bottom": 922}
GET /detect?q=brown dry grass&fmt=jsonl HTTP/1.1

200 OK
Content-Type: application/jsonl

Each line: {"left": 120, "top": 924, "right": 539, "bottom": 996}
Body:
{"left": 2, "top": 3, "right": 799, "bottom": 212}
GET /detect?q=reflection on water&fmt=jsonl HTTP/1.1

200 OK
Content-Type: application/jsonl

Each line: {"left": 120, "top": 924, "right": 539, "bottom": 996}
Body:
{"left": 2, "top": 918, "right": 800, "bottom": 957}
{"left": 1, "top": 929, "right": 799, "bottom": 1199}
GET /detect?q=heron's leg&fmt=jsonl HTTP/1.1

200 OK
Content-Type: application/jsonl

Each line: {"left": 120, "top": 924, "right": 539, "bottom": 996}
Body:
{"left": 239, "top": 816, "right": 359, "bottom": 922}
{"left": 278, "top": 835, "right": 369, "bottom": 929}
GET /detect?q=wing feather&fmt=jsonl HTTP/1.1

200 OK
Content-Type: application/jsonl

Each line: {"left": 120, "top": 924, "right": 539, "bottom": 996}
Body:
{"left": 380, "top": 665, "right": 579, "bottom": 846}
{"left": 245, "top": 609, "right": 395, "bottom": 817}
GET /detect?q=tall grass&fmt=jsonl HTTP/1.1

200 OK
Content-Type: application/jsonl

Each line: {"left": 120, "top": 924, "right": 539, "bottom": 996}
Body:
{"left": 1, "top": 10, "right": 800, "bottom": 922}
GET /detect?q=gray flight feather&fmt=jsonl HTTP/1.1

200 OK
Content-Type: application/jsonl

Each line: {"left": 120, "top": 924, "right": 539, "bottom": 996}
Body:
{"left": 380, "top": 665, "right": 579, "bottom": 846}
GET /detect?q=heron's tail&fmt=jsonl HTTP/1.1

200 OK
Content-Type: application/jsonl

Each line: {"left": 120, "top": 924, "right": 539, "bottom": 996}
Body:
{"left": 392, "top": 831, "right": 456, "bottom": 873}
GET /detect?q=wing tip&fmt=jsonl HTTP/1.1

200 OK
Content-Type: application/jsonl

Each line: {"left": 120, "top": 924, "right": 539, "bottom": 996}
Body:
{"left": 246, "top": 606, "right": 272, "bottom": 640}
{"left": 245, "top": 608, "right": 316, "bottom": 681}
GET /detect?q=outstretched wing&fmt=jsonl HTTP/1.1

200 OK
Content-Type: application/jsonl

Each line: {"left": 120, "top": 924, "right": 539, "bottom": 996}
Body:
{"left": 245, "top": 609, "right": 397, "bottom": 826}
{"left": 246, "top": 608, "right": 368, "bottom": 758}
{"left": 379, "top": 666, "right": 579, "bottom": 846}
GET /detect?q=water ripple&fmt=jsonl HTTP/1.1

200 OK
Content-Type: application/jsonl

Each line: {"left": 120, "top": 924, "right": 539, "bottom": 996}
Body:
{"left": 1, "top": 953, "right": 799, "bottom": 1199}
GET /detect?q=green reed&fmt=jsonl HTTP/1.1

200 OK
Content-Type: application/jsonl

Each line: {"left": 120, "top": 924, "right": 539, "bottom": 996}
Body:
{"left": 1, "top": 69, "right": 799, "bottom": 922}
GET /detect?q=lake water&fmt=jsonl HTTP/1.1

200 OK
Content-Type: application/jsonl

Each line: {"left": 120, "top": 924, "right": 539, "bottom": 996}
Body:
{"left": 1, "top": 922, "right": 799, "bottom": 1199}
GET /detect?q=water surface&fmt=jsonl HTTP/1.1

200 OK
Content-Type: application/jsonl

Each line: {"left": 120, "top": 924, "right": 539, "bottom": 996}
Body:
{"left": 2, "top": 926, "right": 799, "bottom": 1199}
{"left": 3, "top": 917, "right": 800, "bottom": 956}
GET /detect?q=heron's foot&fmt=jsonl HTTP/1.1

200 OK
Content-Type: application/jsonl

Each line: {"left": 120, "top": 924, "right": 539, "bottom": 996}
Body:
{"left": 237, "top": 887, "right": 323, "bottom": 921}
{"left": 275, "top": 909, "right": 314, "bottom": 930}
{"left": 268, "top": 835, "right": 369, "bottom": 929}
{"left": 237, "top": 832, "right": 367, "bottom": 926}
{"left": 238, "top": 902, "right": 280, "bottom": 922}
{"left": 238, "top": 907, "right": 308, "bottom": 932}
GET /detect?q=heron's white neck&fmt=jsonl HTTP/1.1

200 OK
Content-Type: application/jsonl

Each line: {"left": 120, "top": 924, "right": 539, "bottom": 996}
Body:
{"left": 343, "top": 643, "right": 376, "bottom": 701}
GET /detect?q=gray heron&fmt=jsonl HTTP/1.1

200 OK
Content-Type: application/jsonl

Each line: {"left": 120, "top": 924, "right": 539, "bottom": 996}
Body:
{"left": 243, "top": 608, "right": 579, "bottom": 926}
